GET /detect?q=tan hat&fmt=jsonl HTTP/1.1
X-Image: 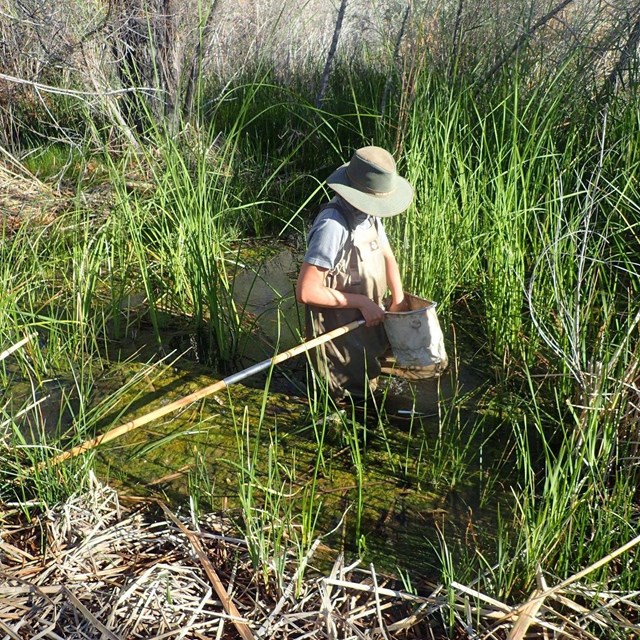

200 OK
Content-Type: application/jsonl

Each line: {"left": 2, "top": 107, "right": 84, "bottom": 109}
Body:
{"left": 326, "top": 146, "right": 413, "bottom": 217}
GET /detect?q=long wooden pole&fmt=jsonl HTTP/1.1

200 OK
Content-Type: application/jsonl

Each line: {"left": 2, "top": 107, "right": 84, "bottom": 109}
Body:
{"left": 45, "top": 319, "right": 365, "bottom": 467}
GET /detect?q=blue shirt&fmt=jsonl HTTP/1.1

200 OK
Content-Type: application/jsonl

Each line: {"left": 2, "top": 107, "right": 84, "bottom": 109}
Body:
{"left": 304, "top": 197, "right": 389, "bottom": 270}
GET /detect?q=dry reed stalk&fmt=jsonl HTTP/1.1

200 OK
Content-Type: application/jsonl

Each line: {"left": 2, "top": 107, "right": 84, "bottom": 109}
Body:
{"left": 507, "top": 567, "right": 548, "bottom": 640}
{"left": 507, "top": 532, "right": 640, "bottom": 617}
{"left": 0, "top": 395, "right": 51, "bottom": 430}
{"left": 2, "top": 475, "right": 638, "bottom": 639}
{"left": 255, "top": 538, "right": 322, "bottom": 638}
{"left": 159, "top": 502, "right": 256, "bottom": 640}
{"left": 450, "top": 581, "right": 512, "bottom": 617}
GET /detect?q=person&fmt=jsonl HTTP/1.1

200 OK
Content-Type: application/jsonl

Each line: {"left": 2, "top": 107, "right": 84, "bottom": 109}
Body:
{"left": 295, "top": 145, "right": 413, "bottom": 403}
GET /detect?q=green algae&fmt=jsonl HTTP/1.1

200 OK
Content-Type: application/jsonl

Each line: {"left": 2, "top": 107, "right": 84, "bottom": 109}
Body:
{"left": 74, "top": 352, "right": 501, "bottom": 579}
{"left": 3, "top": 234, "right": 504, "bottom": 581}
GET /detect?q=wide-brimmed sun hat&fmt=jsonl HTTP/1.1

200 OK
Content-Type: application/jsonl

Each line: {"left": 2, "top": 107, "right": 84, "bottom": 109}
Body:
{"left": 326, "top": 146, "right": 413, "bottom": 217}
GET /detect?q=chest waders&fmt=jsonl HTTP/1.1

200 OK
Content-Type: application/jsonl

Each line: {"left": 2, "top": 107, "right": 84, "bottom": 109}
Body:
{"left": 306, "top": 203, "right": 389, "bottom": 401}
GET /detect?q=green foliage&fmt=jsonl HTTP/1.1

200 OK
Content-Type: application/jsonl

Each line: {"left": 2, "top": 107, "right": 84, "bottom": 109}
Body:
{"left": 2, "top": 40, "right": 640, "bottom": 613}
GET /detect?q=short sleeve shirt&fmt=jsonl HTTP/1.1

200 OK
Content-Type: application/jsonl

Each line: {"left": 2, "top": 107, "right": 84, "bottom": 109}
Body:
{"left": 303, "top": 197, "right": 389, "bottom": 270}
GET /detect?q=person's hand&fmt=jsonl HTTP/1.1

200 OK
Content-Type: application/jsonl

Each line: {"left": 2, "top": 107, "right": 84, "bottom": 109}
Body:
{"left": 387, "top": 297, "right": 409, "bottom": 313}
{"left": 358, "top": 298, "right": 386, "bottom": 326}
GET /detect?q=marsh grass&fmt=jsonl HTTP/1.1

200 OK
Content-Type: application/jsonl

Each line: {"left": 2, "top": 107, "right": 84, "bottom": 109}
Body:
{"left": 376, "top": 63, "right": 640, "bottom": 600}
{"left": 20, "top": 143, "right": 88, "bottom": 186}
{"left": 2, "top": 38, "right": 640, "bottom": 620}
{"left": 230, "top": 392, "right": 325, "bottom": 593}
{"left": 1, "top": 345, "right": 188, "bottom": 509}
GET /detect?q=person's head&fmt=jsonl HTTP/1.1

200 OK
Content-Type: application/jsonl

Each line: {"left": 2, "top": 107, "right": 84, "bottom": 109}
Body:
{"left": 326, "top": 146, "right": 413, "bottom": 217}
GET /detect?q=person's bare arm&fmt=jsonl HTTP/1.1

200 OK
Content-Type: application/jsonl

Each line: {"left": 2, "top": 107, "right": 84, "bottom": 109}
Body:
{"left": 296, "top": 262, "right": 385, "bottom": 326}
{"left": 381, "top": 244, "right": 408, "bottom": 312}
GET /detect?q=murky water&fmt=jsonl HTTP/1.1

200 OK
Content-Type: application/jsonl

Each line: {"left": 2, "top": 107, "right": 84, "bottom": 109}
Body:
{"left": 7, "top": 344, "right": 504, "bottom": 579}
{"left": 86, "top": 364, "right": 498, "bottom": 575}
{"left": 6, "top": 249, "right": 510, "bottom": 580}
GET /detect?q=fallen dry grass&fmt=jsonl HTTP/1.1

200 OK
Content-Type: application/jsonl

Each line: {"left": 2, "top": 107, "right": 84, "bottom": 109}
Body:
{"left": 1, "top": 473, "right": 639, "bottom": 639}
{"left": 0, "top": 165, "right": 60, "bottom": 233}
{"left": 0, "top": 474, "right": 444, "bottom": 639}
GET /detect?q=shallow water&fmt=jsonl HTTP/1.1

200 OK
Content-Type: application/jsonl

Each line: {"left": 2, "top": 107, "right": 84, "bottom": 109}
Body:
{"left": 6, "top": 249, "right": 510, "bottom": 581}
{"left": 73, "top": 326, "right": 502, "bottom": 580}
{"left": 6, "top": 334, "right": 505, "bottom": 580}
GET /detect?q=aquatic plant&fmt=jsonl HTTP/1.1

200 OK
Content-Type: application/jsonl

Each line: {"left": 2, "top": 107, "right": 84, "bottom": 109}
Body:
{"left": 1, "top": 6, "right": 640, "bottom": 632}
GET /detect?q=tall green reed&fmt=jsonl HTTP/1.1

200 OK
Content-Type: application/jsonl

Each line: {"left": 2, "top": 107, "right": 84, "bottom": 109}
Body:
{"left": 0, "top": 209, "right": 108, "bottom": 376}
{"left": 1, "top": 341, "right": 182, "bottom": 510}
{"left": 386, "top": 72, "right": 580, "bottom": 364}
{"left": 230, "top": 383, "right": 324, "bottom": 593}
{"left": 368, "top": 56, "right": 640, "bottom": 596}
{"left": 4, "top": 32, "right": 640, "bottom": 607}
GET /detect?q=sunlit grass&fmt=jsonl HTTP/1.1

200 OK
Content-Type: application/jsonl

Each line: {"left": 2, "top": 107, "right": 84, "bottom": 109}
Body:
{"left": 1, "top": 51, "right": 639, "bottom": 613}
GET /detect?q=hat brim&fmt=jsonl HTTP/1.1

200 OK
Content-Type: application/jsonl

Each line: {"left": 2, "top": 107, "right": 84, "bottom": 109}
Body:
{"left": 326, "top": 163, "right": 414, "bottom": 217}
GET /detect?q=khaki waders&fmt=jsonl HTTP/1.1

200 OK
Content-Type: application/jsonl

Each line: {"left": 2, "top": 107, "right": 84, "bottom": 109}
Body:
{"left": 306, "top": 204, "right": 389, "bottom": 401}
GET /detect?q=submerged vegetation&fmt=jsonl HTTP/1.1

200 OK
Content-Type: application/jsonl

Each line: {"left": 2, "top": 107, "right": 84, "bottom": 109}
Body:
{"left": 1, "top": 0, "right": 640, "bottom": 636}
